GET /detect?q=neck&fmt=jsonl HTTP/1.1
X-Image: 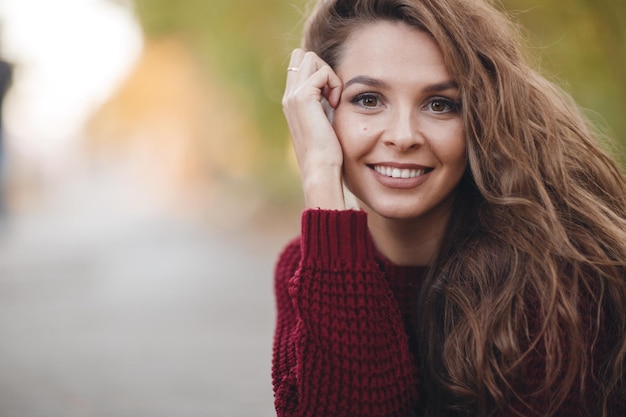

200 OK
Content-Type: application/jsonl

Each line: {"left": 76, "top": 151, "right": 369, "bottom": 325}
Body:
{"left": 363, "top": 202, "right": 453, "bottom": 267}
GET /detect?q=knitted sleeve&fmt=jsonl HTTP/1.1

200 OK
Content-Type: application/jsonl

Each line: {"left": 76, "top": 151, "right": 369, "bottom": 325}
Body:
{"left": 272, "top": 209, "right": 419, "bottom": 417}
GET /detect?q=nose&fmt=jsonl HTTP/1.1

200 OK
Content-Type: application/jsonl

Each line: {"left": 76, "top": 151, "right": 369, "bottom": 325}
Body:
{"left": 382, "top": 107, "right": 423, "bottom": 151}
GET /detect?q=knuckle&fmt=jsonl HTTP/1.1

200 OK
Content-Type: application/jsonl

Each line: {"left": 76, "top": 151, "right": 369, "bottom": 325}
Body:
{"left": 281, "top": 94, "right": 293, "bottom": 109}
{"left": 282, "top": 91, "right": 301, "bottom": 109}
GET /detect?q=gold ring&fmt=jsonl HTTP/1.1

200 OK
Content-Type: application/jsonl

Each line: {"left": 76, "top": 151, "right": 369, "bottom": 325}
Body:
{"left": 287, "top": 67, "right": 299, "bottom": 72}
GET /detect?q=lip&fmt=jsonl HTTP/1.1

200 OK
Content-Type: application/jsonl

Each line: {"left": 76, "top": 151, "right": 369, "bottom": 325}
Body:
{"left": 371, "top": 162, "right": 429, "bottom": 170}
{"left": 369, "top": 162, "right": 432, "bottom": 189}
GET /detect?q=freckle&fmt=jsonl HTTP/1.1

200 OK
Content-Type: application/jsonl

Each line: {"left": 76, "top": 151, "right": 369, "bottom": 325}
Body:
{"left": 362, "top": 127, "right": 368, "bottom": 131}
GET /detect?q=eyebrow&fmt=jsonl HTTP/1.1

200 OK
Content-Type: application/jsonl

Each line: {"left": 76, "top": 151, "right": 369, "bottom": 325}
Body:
{"left": 344, "top": 75, "right": 390, "bottom": 89}
{"left": 344, "top": 75, "right": 458, "bottom": 93}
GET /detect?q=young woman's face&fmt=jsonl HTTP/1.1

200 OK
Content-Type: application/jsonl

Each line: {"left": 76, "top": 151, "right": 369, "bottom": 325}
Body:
{"left": 333, "top": 20, "right": 466, "bottom": 222}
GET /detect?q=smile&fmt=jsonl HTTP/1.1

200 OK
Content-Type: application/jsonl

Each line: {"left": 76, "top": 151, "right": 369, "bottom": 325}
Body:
{"left": 372, "top": 165, "right": 429, "bottom": 179}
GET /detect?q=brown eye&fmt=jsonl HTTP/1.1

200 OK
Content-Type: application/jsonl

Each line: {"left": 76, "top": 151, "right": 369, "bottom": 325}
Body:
{"left": 352, "top": 93, "right": 381, "bottom": 108}
{"left": 361, "top": 95, "right": 378, "bottom": 107}
{"left": 430, "top": 100, "right": 450, "bottom": 113}
{"left": 431, "top": 100, "right": 446, "bottom": 112}
{"left": 426, "top": 97, "right": 458, "bottom": 113}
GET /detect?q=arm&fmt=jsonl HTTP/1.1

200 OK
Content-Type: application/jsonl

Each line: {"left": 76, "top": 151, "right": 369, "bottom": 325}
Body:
{"left": 272, "top": 210, "right": 419, "bottom": 417}
{"left": 282, "top": 49, "right": 345, "bottom": 210}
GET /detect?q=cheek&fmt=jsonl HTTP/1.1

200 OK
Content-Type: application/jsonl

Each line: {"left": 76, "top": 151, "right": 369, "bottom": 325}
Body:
{"left": 333, "top": 108, "right": 384, "bottom": 160}
{"left": 444, "top": 146, "right": 466, "bottom": 173}
{"left": 430, "top": 124, "right": 466, "bottom": 164}
{"left": 336, "top": 126, "right": 375, "bottom": 162}
{"left": 332, "top": 113, "right": 366, "bottom": 153}
{"left": 452, "top": 129, "right": 467, "bottom": 163}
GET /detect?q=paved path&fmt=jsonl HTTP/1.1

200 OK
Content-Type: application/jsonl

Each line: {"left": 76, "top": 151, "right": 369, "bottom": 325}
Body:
{"left": 0, "top": 171, "right": 298, "bottom": 417}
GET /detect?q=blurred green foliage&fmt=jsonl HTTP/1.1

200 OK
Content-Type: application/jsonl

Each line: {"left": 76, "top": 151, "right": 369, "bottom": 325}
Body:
{"left": 132, "top": 0, "right": 308, "bottom": 199}
{"left": 505, "top": 0, "right": 626, "bottom": 157}
{"left": 130, "top": 0, "right": 625, "bottom": 197}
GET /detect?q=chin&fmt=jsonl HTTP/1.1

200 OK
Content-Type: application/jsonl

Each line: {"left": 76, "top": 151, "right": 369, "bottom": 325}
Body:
{"left": 359, "top": 199, "right": 428, "bottom": 221}
{"left": 379, "top": 208, "right": 426, "bottom": 221}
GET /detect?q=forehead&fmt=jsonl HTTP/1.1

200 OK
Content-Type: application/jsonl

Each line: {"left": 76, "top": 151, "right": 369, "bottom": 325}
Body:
{"left": 336, "top": 20, "right": 451, "bottom": 84}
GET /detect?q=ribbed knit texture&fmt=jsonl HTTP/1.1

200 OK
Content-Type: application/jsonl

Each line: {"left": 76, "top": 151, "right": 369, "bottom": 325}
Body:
{"left": 272, "top": 209, "right": 626, "bottom": 417}
{"left": 273, "top": 209, "right": 423, "bottom": 417}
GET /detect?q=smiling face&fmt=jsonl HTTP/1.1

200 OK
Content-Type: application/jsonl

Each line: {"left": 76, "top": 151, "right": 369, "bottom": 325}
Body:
{"left": 333, "top": 20, "right": 466, "bottom": 225}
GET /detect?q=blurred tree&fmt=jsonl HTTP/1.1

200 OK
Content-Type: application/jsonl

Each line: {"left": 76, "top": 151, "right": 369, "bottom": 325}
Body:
{"left": 131, "top": 0, "right": 307, "bottom": 199}
{"left": 502, "top": 0, "right": 626, "bottom": 158}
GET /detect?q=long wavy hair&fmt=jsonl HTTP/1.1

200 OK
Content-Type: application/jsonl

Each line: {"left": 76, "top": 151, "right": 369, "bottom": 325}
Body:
{"left": 302, "top": 0, "right": 626, "bottom": 415}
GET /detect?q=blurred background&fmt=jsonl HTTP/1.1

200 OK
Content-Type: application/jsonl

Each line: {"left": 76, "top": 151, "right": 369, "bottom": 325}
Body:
{"left": 0, "top": 0, "right": 623, "bottom": 416}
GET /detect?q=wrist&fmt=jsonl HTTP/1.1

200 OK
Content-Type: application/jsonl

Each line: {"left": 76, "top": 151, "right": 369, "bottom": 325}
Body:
{"left": 301, "top": 166, "right": 345, "bottom": 210}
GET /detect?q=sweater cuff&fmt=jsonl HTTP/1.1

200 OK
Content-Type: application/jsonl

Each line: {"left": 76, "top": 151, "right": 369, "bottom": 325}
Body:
{"left": 300, "top": 209, "right": 376, "bottom": 268}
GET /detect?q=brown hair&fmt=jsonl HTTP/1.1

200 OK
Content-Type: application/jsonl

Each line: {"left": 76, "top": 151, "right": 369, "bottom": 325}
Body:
{"left": 302, "top": 0, "right": 626, "bottom": 415}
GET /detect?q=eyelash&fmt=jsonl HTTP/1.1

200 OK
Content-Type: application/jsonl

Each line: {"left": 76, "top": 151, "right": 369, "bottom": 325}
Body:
{"left": 426, "top": 97, "right": 461, "bottom": 113}
{"left": 350, "top": 93, "right": 461, "bottom": 113}
{"left": 351, "top": 93, "right": 382, "bottom": 108}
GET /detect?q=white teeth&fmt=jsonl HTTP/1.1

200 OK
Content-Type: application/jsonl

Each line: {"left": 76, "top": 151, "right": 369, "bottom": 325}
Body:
{"left": 374, "top": 165, "right": 426, "bottom": 178}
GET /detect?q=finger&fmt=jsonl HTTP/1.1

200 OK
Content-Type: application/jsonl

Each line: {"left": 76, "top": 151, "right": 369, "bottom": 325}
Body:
{"left": 287, "top": 51, "right": 314, "bottom": 95}
{"left": 294, "top": 52, "right": 341, "bottom": 98}
{"left": 285, "top": 48, "right": 305, "bottom": 91}
{"left": 322, "top": 68, "right": 343, "bottom": 108}
{"left": 295, "top": 51, "right": 321, "bottom": 79}
{"left": 288, "top": 48, "right": 305, "bottom": 69}
{"left": 283, "top": 50, "right": 323, "bottom": 107}
{"left": 309, "top": 64, "right": 342, "bottom": 108}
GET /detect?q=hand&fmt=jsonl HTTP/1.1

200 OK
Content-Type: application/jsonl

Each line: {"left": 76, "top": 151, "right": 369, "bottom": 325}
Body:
{"left": 282, "top": 49, "right": 345, "bottom": 210}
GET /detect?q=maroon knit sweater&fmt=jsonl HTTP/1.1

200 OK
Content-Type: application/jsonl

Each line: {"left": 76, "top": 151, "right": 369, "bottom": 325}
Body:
{"left": 272, "top": 209, "right": 625, "bottom": 416}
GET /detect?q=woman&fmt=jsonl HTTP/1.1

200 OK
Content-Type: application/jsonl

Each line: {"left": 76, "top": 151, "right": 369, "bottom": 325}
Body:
{"left": 273, "top": 0, "right": 626, "bottom": 415}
